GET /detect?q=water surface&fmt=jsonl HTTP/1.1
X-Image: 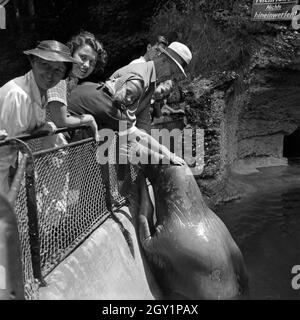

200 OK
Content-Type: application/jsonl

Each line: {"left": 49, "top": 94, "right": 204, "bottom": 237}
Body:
{"left": 215, "top": 162, "right": 300, "bottom": 300}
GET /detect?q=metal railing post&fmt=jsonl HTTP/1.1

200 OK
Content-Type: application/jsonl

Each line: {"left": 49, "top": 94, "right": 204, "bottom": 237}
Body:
{"left": 8, "top": 139, "right": 46, "bottom": 287}
{"left": 24, "top": 153, "right": 46, "bottom": 287}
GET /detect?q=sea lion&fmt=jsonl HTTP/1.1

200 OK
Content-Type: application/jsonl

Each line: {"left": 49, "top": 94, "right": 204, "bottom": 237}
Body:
{"left": 133, "top": 163, "right": 249, "bottom": 300}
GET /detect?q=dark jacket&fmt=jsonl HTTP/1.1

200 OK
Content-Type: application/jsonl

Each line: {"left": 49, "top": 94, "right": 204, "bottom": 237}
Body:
{"left": 68, "top": 61, "right": 158, "bottom": 133}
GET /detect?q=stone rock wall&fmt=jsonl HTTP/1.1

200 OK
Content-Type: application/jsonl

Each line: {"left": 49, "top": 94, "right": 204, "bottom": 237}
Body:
{"left": 181, "top": 30, "right": 300, "bottom": 204}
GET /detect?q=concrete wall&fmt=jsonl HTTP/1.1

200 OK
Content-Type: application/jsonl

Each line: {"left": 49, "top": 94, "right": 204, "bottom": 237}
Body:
{"left": 39, "top": 205, "right": 160, "bottom": 300}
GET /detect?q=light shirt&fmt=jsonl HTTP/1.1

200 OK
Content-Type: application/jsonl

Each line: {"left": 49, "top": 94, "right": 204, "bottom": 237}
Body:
{"left": 129, "top": 56, "right": 147, "bottom": 65}
{"left": 0, "top": 70, "right": 47, "bottom": 194}
{"left": 131, "top": 57, "right": 158, "bottom": 105}
{"left": 109, "top": 61, "right": 157, "bottom": 133}
{"left": 69, "top": 61, "right": 157, "bottom": 135}
{"left": 0, "top": 70, "right": 47, "bottom": 137}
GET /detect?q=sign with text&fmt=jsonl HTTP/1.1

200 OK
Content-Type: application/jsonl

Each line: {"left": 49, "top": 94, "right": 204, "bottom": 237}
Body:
{"left": 0, "top": 5, "right": 5, "bottom": 29}
{"left": 0, "top": 0, "right": 10, "bottom": 29}
{"left": 251, "top": 0, "right": 298, "bottom": 21}
{"left": 0, "top": 265, "right": 5, "bottom": 289}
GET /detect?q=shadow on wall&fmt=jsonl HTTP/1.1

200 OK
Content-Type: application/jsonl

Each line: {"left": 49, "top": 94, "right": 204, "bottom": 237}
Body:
{"left": 283, "top": 128, "right": 300, "bottom": 158}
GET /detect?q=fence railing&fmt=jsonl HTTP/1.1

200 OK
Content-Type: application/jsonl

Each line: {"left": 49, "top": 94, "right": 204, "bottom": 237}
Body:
{"left": 1, "top": 117, "right": 190, "bottom": 300}
{"left": 1, "top": 127, "right": 126, "bottom": 299}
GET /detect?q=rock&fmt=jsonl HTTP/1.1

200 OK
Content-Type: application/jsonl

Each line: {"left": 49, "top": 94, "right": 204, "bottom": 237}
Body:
{"left": 178, "top": 30, "right": 300, "bottom": 205}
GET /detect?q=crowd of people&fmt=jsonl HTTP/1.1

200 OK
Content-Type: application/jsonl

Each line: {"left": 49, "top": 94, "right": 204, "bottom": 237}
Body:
{"left": 0, "top": 30, "right": 192, "bottom": 196}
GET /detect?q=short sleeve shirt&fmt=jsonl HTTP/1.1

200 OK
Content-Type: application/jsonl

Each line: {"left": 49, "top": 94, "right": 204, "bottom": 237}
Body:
{"left": 109, "top": 61, "right": 157, "bottom": 132}
{"left": 47, "top": 79, "right": 68, "bottom": 106}
{"left": 0, "top": 70, "right": 47, "bottom": 171}
{"left": 46, "top": 77, "right": 78, "bottom": 122}
{"left": 68, "top": 82, "right": 121, "bottom": 131}
{"left": 69, "top": 62, "right": 158, "bottom": 134}
{"left": 0, "top": 70, "right": 47, "bottom": 137}
{"left": 129, "top": 56, "right": 147, "bottom": 65}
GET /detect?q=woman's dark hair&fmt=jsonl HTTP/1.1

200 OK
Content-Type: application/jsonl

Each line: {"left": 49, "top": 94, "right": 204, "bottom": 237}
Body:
{"left": 66, "top": 31, "right": 107, "bottom": 74}
{"left": 63, "top": 62, "right": 73, "bottom": 79}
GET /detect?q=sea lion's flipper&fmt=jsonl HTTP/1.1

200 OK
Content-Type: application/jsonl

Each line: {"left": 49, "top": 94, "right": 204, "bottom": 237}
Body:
{"left": 139, "top": 214, "right": 153, "bottom": 249}
{"left": 139, "top": 214, "right": 166, "bottom": 255}
{"left": 138, "top": 174, "right": 155, "bottom": 235}
{"left": 230, "top": 249, "right": 249, "bottom": 297}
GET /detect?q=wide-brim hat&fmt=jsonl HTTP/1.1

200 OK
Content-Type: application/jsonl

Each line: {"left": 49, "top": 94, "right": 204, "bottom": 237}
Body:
{"left": 23, "top": 40, "right": 80, "bottom": 64}
{"left": 161, "top": 41, "right": 192, "bottom": 77}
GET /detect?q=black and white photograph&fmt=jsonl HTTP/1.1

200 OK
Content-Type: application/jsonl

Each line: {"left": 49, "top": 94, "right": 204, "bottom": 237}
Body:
{"left": 0, "top": 0, "right": 300, "bottom": 307}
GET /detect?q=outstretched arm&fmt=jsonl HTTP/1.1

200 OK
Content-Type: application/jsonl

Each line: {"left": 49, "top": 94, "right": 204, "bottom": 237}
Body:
{"left": 126, "top": 127, "right": 185, "bottom": 165}
{"left": 48, "top": 101, "right": 99, "bottom": 141}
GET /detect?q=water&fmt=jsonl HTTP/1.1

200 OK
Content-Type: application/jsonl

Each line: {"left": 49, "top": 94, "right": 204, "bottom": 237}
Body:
{"left": 215, "top": 161, "right": 300, "bottom": 300}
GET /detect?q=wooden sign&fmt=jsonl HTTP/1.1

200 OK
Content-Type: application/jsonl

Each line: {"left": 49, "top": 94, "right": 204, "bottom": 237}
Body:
{"left": 251, "top": 0, "right": 299, "bottom": 21}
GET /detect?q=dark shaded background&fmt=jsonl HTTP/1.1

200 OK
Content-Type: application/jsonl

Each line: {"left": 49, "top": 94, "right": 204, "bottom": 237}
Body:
{"left": 0, "top": 0, "right": 295, "bottom": 86}
{"left": 0, "top": 0, "right": 164, "bottom": 84}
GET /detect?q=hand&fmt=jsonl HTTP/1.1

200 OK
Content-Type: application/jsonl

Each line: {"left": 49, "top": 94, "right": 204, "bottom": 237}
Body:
{"left": 169, "top": 153, "right": 185, "bottom": 166}
{"left": 82, "top": 114, "right": 99, "bottom": 142}
{"left": 159, "top": 143, "right": 185, "bottom": 166}
{"left": 161, "top": 109, "right": 171, "bottom": 116}
{"left": 34, "top": 122, "right": 57, "bottom": 135}
{"left": 90, "top": 119, "right": 100, "bottom": 142}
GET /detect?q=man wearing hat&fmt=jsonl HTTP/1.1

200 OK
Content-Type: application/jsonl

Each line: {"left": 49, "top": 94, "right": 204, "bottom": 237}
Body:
{"left": 68, "top": 41, "right": 192, "bottom": 164}
{"left": 129, "top": 35, "right": 175, "bottom": 122}
{"left": 0, "top": 40, "right": 80, "bottom": 195}
{"left": 129, "top": 35, "right": 169, "bottom": 65}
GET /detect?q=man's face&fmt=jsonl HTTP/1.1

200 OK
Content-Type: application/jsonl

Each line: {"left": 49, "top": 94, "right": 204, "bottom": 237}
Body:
{"left": 147, "top": 41, "right": 168, "bottom": 61}
{"left": 158, "top": 57, "right": 184, "bottom": 83}
{"left": 31, "top": 57, "right": 67, "bottom": 92}
{"left": 147, "top": 44, "right": 161, "bottom": 61}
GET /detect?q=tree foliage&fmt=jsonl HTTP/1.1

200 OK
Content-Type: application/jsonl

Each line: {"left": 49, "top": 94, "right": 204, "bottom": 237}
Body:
{"left": 150, "top": 0, "right": 296, "bottom": 78}
{"left": 0, "top": 0, "right": 161, "bottom": 84}
{"left": 0, "top": 0, "right": 297, "bottom": 85}
{"left": 86, "top": 0, "right": 161, "bottom": 77}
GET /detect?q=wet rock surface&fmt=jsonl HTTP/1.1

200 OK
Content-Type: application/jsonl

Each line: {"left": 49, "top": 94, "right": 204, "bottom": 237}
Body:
{"left": 174, "top": 29, "right": 300, "bottom": 205}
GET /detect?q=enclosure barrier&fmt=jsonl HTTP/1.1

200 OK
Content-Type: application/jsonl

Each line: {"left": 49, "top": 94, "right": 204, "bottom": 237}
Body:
{"left": 0, "top": 127, "right": 126, "bottom": 299}
{"left": 0, "top": 116, "right": 193, "bottom": 300}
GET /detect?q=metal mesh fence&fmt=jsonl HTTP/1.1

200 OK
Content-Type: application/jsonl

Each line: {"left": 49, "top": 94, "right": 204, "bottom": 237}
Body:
{"left": 33, "top": 139, "right": 115, "bottom": 276}
{"left": 2, "top": 130, "right": 128, "bottom": 299}
{"left": 14, "top": 169, "right": 39, "bottom": 300}
{"left": 108, "top": 134, "right": 127, "bottom": 207}
{"left": 3, "top": 121, "right": 192, "bottom": 299}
